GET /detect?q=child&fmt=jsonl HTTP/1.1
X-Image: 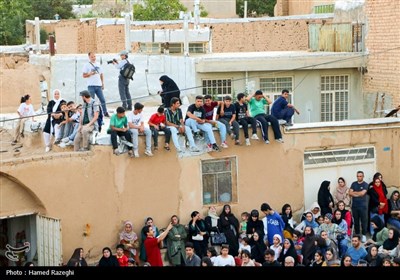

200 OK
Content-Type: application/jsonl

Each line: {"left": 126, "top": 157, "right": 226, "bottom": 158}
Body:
{"left": 115, "top": 244, "right": 129, "bottom": 267}
{"left": 292, "top": 230, "right": 303, "bottom": 264}
{"left": 12, "top": 94, "right": 35, "bottom": 145}
{"left": 238, "top": 236, "right": 251, "bottom": 255}
{"left": 148, "top": 106, "right": 171, "bottom": 151}
{"left": 239, "top": 211, "right": 249, "bottom": 238}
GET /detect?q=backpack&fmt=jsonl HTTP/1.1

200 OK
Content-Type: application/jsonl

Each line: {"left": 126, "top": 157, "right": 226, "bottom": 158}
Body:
{"left": 120, "top": 60, "right": 135, "bottom": 80}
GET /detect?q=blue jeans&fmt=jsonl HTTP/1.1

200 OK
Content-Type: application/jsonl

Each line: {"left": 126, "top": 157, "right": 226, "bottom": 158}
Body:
{"left": 167, "top": 126, "right": 196, "bottom": 151}
{"left": 185, "top": 119, "right": 217, "bottom": 144}
{"left": 204, "top": 121, "right": 226, "bottom": 144}
{"left": 88, "top": 86, "right": 108, "bottom": 114}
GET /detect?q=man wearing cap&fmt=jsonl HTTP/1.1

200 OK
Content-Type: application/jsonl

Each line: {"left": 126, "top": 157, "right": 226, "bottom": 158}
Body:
{"left": 112, "top": 50, "right": 132, "bottom": 111}
{"left": 74, "top": 90, "right": 99, "bottom": 151}
{"left": 82, "top": 52, "right": 109, "bottom": 117}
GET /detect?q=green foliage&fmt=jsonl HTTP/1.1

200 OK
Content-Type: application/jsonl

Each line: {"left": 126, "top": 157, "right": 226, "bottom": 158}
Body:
{"left": 236, "top": 0, "right": 276, "bottom": 18}
{"left": 0, "top": 0, "right": 76, "bottom": 45}
{"left": 39, "top": 29, "right": 49, "bottom": 44}
{"left": 133, "top": 0, "right": 187, "bottom": 21}
{"left": 199, "top": 4, "right": 208, "bottom": 17}
{"left": 75, "top": 0, "right": 93, "bottom": 4}
{"left": 31, "top": 0, "right": 75, "bottom": 20}
{"left": 0, "top": 0, "right": 32, "bottom": 45}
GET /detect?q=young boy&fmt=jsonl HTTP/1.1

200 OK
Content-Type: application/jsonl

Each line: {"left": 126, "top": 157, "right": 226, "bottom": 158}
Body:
{"left": 108, "top": 106, "right": 134, "bottom": 157}
{"left": 234, "top": 93, "right": 259, "bottom": 146}
{"left": 127, "top": 102, "right": 153, "bottom": 157}
{"left": 148, "top": 106, "right": 171, "bottom": 151}
{"left": 116, "top": 244, "right": 129, "bottom": 266}
{"left": 239, "top": 211, "right": 249, "bottom": 238}
{"left": 216, "top": 96, "right": 240, "bottom": 145}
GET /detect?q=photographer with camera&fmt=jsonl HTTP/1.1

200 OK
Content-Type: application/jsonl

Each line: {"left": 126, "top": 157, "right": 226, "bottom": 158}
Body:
{"left": 82, "top": 52, "right": 109, "bottom": 117}
{"left": 112, "top": 50, "right": 133, "bottom": 111}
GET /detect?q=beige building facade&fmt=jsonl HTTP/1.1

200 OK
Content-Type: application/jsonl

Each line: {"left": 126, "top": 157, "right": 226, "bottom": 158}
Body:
{"left": 1, "top": 119, "right": 399, "bottom": 265}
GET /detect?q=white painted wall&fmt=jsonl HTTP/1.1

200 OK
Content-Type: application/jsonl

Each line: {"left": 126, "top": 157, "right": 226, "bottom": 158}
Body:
{"left": 49, "top": 54, "right": 197, "bottom": 109}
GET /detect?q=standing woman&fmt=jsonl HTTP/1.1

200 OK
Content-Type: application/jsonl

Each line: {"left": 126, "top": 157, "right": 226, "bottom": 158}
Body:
{"left": 43, "top": 89, "right": 65, "bottom": 152}
{"left": 317, "top": 180, "right": 335, "bottom": 217}
{"left": 158, "top": 75, "right": 182, "bottom": 108}
{"left": 219, "top": 204, "right": 240, "bottom": 257}
{"left": 12, "top": 94, "right": 36, "bottom": 145}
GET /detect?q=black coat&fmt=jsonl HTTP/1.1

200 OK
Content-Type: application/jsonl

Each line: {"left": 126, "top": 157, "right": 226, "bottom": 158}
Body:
{"left": 159, "top": 75, "right": 181, "bottom": 107}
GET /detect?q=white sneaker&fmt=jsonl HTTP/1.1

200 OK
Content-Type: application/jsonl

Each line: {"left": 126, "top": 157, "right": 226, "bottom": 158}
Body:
{"left": 221, "top": 141, "right": 228, "bottom": 148}
{"left": 45, "top": 147, "right": 51, "bottom": 153}
{"left": 251, "top": 134, "right": 259, "bottom": 140}
{"left": 245, "top": 138, "right": 251, "bottom": 146}
{"left": 134, "top": 150, "right": 139, "bottom": 158}
{"left": 275, "top": 138, "right": 284, "bottom": 143}
{"left": 59, "top": 142, "right": 67, "bottom": 148}
{"left": 265, "top": 140, "right": 270, "bottom": 144}
{"left": 66, "top": 140, "right": 74, "bottom": 146}
{"left": 61, "top": 137, "right": 70, "bottom": 143}
{"left": 144, "top": 150, "right": 153, "bottom": 157}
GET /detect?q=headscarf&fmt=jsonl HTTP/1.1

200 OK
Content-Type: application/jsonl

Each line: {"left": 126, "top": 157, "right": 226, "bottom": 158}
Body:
{"left": 207, "top": 206, "right": 219, "bottom": 228}
{"left": 119, "top": 221, "right": 137, "bottom": 241}
{"left": 51, "top": 89, "right": 62, "bottom": 113}
{"left": 371, "top": 216, "right": 385, "bottom": 241}
{"left": 382, "top": 229, "right": 400, "bottom": 250}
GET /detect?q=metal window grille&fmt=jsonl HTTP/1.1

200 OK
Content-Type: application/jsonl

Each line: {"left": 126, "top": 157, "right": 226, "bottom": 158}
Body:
{"left": 321, "top": 75, "right": 349, "bottom": 122}
{"left": 304, "top": 147, "right": 375, "bottom": 167}
{"left": 202, "top": 79, "right": 232, "bottom": 100}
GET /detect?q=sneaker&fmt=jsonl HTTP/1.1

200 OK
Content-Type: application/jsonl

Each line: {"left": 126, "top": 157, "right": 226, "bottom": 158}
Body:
{"left": 54, "top": 139, "right": 61, "bottom": 145}
{"left": 144, "top": 150, "right": 154, "bottom": 157}
{"left": 207, "top": 144, "right": 213, "bottom": 152}
{"left": 154, "top": 146, "right": 158, "bottom": 151}
{"left": 114, "top": 149, "right": 121, "bottom": 156}
{"left": 190, "top": 146, "right": 200, "bottom": 152}
{"left": 275, "top": 138, "right": 284, "bottom": 143}
{"left": 134, "top": 150, "right": 139, "bottom": 158}
{"left": 66, "top": 140, "right": 74, "bottom": 146}
{"left": 251, "top": 134, "right": 259, "bottom": 140}
{"left": 61, "top": 137, "right": 70, "bottom": 143}
{"left": 59, "top": 142, "right": 67, "bottom": 148}
{"left": 104, "top": 113, "right": 110, "bottom": 118}
{"left": 221, "top": 141, "right": 228, "bottom": 148}
{"left": 361, "top": 235, "right": 367, "bottom": 243}
{"left": 194, "top": 132, "right": 204, "bottom": 140}
{"left": 212, "top": 143, "right": 220, "bottom": 152}
{"left": 245, "top": 138, "right": 251, "bottom": 146}
{"left": 230, "top": 133, "right": 236, "bottom": 140}
{"left": 235, "top": 140, "right": 241, "bottom": 145}
{"left": 45, "top": 147, "right": 51, "bottom": 153}
{"left": 265, "top": 140, "right": 270, "bottom": 144}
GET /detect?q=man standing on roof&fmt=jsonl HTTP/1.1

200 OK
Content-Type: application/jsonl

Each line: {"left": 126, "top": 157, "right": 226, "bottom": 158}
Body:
{"left": 112, "top": 50, "right": 132, "bottom": 111}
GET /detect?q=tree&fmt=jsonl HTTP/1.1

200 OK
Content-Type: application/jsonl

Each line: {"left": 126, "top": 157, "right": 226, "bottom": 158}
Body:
{"left": 0, "top": 0, "right": 33, "bottom": 45}
{"left": 236, "top": 0, "right": 276, "bottom": 18}
{"left": 133, "top": 0, "right": 187, "bottom": 21}
{"left": 31, "top": 0, "right": 75, "bottom": 20}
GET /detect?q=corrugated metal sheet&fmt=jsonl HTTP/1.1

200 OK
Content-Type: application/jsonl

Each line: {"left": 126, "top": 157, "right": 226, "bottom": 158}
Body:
{"left": 309, "top": 23, "right": 357, "bottom": 52}
{"left": 36, "top": 215, "right": 62, "bottom": 266}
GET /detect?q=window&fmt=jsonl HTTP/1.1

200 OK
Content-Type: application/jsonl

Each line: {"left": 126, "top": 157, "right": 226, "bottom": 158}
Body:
{"left": 320, "top": 75, "right": 349, "bottom": 121}
{"left": 304, "top": 147, "right": 374, "bottom": 167}
{"left": 201, "top": 157, "right": 237, "bottom": 205}
{"left": 202, "top": 79, "right": 232, "bottom": 100}
{"left": 139, "top": 43, "right": 160, "bottom": 54}
{"left": 260, "top": 77, "right": 293, "bottom": 114}
{"left": 139, "top": 42, "right": 206, "bottom": 54}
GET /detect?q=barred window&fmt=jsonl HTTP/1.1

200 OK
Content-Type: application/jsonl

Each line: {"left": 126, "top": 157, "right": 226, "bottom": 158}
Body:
{"left": 202, "top": 79, "right": 232, "bottom": 100}
{"left": 202, "top": 157, "right": 238, "bottom": 205}
{"left": 320, "top": 75, "right": 349, "bottom": 121}
{"left": 260, "top": 77, "right": 293, "bottom": 114}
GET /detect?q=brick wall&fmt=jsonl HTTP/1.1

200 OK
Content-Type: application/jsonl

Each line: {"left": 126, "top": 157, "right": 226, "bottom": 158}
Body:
{"left": 55, "top": 18, "right": 327, "bottom": 54}
{"left": 363, "top": 0, "right": 400, "bottom": 106}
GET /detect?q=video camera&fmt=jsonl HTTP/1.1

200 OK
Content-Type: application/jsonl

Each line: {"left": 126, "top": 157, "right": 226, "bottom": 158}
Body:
{"left": 107, "top": 58, "right": 117, "bottom": 64}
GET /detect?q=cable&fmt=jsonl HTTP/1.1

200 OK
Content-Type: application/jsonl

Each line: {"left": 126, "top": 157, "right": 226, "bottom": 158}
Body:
{"left": 1, "top": 46, "right": 399, "bottom": 124}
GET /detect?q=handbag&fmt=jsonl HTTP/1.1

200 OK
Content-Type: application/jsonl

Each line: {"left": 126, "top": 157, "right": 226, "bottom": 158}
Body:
{"left": 192, "top": 234, "right": 204, "bottom": 241}
{"left": 211, "top": 230, "right": 227, "bottom": 246}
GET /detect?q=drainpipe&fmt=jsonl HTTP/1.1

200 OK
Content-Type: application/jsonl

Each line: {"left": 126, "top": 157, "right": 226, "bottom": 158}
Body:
{"left": 244, "top": 1, "right": 248, "bottom": 18}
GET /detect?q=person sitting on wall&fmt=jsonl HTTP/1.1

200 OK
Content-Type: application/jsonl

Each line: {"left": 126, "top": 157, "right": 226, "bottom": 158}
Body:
{"left": 271, "top": 89, "right": 299, "bottom": 126}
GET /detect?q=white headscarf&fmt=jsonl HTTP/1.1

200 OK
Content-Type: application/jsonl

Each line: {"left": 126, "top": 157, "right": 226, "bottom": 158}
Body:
{"left": 52, "top": 89, "right": 62, "bottom": 113}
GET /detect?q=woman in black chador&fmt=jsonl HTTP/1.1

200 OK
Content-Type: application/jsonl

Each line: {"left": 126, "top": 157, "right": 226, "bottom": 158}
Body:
{"left": 158, "top": 75, "right": 182, "bottom": 107}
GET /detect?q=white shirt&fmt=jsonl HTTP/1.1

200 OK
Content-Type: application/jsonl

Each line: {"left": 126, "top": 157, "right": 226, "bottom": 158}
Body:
{"left": 213, "top": 255, "right": 235, "bottom": 267}
{"left": 82, "top": 61, "right": 103, "bottom": 86}
{"left": 127, "top": 111, "right": 143, "bottom": 127}
{"left": 17, "top": 103, "right": 35, "bottom": 117}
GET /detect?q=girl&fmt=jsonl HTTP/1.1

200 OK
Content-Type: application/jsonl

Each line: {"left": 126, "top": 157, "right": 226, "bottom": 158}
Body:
{"left": 12, "top": 94, "right": 35, "bottom": 145}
